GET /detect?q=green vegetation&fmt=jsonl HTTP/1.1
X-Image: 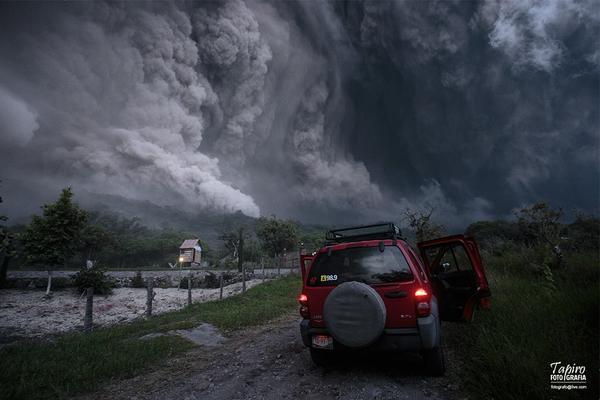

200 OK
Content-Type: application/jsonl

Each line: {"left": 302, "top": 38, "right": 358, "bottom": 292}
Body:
{"left": 130, "top": 270, "right": 146, "bottom": 288}
{"left": 1, "top": 331, "right": 191, "bottom": 400}
{"left": 449, "top": 251, "right": 598, "bottom": 400}
{"left": 0, "top": 275, "right": 301, "bottom": 400}
{"left": 77, "top": 213, "right": 214, "bottom": 269}
{"left": 403, "top": 207, "right": 446, "bottom": 242}
{"left": 3, "top": 188, "right": 324, "bottom": 272}
{"left": 256, "top": 216, "right": 299, "bottom": 256}
{"left": 71, "top": 266, "right": 114, "bottom": 295}
{"left": 447, "top": 204, "right": 599, "bottom": 400}
{"left": 22, "top": 188, "right": 87, "bottom": 268}
{"left": 21, "top": 188, "right": 88, "bottom": 294}
{"left": 299, "top": 230, "right": 326, "bottom": 253}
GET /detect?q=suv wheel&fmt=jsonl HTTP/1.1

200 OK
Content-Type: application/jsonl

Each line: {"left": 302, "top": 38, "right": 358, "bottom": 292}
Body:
{"left": 309, "top": 348, "right": 332, "bottom": 366}
{"left": 423, "top": 344, "right": 446, "bottom": 376}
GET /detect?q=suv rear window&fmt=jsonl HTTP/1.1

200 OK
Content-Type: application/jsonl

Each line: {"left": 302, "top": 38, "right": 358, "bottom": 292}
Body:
{"left": 307, "top": 245, "right": 413, "bottom": 286}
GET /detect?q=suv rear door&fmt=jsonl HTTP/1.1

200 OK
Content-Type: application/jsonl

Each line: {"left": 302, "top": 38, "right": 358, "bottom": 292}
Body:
{"left": 303, "top": 243, "right": 420, "bottom": 329}
{"left": 418, "top": 235, "right": 490, "bottom": 321}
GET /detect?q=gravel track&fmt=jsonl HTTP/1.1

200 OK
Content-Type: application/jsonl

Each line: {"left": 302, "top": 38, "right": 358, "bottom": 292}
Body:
{"left": 79, "top": 314, "right": 461, "bottom": 400}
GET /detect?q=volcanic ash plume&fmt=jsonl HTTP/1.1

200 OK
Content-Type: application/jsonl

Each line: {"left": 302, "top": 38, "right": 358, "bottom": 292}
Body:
{"left": 0, "top": 0, "right": 597, "bottom": 225}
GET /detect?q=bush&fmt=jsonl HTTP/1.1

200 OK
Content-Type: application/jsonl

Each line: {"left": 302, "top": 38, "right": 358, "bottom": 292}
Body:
{"left": 130, "top": 271, "right": 145, "bottom": 288}
{"left": 564, "top": 214, "right": 600, "bottom": 253}
{"left": 177, "top": 275, "right": 202, "bottom": 289}
{"left": 153, "top": 275, "right": 172, "bottom": 288}
{"left": 203, "top": 272, "right": 220, "bottom": 289}
{"left": 71, "top": 267, "right": 114, "bottom": 295}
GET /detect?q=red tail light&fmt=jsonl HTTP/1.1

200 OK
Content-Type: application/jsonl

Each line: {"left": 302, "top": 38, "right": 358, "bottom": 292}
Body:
{"left": 414, "top": 287, "right": 431, "bottom": 317}
{"left": 298, "top": 293, "right": 309, "bottom": 318}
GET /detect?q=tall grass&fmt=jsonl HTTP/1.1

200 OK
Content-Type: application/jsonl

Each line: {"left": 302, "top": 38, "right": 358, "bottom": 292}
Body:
{"left": 449, "top": 248, "right": 599, "bottom": 399}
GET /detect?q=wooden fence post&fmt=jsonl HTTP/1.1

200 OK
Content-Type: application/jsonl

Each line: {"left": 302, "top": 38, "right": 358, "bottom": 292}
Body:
{"left": 187, "top": 274, "right": 192, "bottom": 306}
{"left": 146, "top": 279, "right": 154, "bottom": 317}
{"left": 84, "top": 287, "right": 93, "bottom": 333}
{"left": 242, "top": 264, "right": 246, "bottom": 293}
{"left": 219, "top": 273, "right": 224, "bottom": 300}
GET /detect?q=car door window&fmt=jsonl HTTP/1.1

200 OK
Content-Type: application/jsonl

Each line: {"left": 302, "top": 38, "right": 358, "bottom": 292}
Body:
{"left": 452, "top": 244, "right": 473, "bottom": 271}
{"left": 424, "top": 243, "right": 473, "bottom": 274}
{"left": 440, "top": 247, "right": 459, "bottom": 272}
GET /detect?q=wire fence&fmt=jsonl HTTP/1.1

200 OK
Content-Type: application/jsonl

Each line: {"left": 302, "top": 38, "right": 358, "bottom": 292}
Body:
{"left": 79, "top": 259, "right": 301, "bottom": 333}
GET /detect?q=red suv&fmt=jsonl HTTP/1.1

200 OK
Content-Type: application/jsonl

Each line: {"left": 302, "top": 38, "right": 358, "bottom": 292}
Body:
{"left": 298, "top": 223, "right": 490, "bottom": 375}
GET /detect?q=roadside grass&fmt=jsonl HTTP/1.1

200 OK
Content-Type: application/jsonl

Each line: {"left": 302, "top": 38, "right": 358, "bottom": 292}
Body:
{"left": 0, "top": 275, "right": 301, "bottom": 400}
{"left": 447, "top": 250, "right": 599, "bottom": 400}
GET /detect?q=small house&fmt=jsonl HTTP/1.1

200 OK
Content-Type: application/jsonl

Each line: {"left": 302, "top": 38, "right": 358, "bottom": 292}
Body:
{"left": 179, "top": 239, "right": 202, "bottom": 266}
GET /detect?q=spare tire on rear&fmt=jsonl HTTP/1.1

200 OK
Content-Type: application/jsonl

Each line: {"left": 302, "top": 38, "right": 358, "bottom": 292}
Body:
{"left": 323, "top": 281, "right": 386, "bottom": 348}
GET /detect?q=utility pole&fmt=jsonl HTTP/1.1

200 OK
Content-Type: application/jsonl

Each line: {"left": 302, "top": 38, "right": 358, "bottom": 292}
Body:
{"left": 237, "top": 227, "right": 244, "bottom": 273}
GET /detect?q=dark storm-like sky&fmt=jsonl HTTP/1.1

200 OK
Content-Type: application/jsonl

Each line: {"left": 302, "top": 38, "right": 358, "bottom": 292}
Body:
{"left": 0, "top": 0, "right": 598, "bottom": 226}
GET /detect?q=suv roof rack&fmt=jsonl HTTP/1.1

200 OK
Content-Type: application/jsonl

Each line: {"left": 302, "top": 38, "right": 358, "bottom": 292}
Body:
{"left": 325, "top": 222, "right": 402, "bottom": 244}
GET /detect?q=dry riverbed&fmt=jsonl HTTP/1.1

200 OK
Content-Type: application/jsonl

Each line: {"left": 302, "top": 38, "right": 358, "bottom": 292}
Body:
{"left": 0, "top": 279, "right": 263, "bottom": 342}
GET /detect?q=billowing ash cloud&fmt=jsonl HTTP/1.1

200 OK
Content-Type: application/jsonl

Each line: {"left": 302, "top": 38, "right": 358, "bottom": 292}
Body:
{"left": 0, "top": 1, "right": 259, "bottom": 217}
{"left": 288, "top": 81, "right": 383, "bottom": 209}
{"left": 193, "top": 1, "right": 272, "bottom": 172}
{"left": 0, "top": 87, "right": 38, "bottom": 147}
{"left": 480, "top": 0, "right": 599, "bottom": 72}
{"left": 0, "top": 0, "right": 597, "bottom": 227}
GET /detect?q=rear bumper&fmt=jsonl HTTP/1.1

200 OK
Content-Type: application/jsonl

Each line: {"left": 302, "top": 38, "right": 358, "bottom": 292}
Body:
{"left": 300, "top": 319, "right": 434, "bottom": 352}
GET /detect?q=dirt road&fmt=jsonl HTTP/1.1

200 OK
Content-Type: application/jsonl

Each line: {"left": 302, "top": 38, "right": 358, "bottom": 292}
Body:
{"left": 81, "top": 314, "right": 461, "bottom": 400}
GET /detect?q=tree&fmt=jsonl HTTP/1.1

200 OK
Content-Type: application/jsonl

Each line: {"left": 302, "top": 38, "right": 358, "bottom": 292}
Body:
{"left": 240, "top": 238, "right": 262, "bottom": 263}
{"left": 0, "top": 186, "right": 15, "bottom": 286}
{"left": 219, "top": 230, "right": 240, "bottom": 259}
{"left": 515, "top": 202, "right": 562, "bottom": 246}
{"left": 403, "top": 208, "right": 445, "bottom": 243}
{"left": 515, "top": 202, "right": 564, "bottom": 269}
{"left": 218, "top": 226, "right": 248, "bottom": 271}
{"left": 256, "top": 216, "right": 299, "bottom": 257}
{"left": 565, "top": 212, "right": 600, "bottom": 252}
{"left": 465, "top": 220, "right": 522, "bottom": 251}
{"left": 80, "top": 224, "right": 112, "bottom": 263}
{"left": 22, "top": 188, "right": 87, "bottom": 295}
{"left": 300, "top": 231, "right": 326, "bottom": 254}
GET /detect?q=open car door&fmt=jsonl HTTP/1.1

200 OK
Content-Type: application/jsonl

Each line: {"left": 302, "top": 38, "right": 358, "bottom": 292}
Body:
{"left": 300, "top": 254, "right": 315, "bottom": 287}
{"left": 418, "top": 235, "right": 490, "bottom": 322}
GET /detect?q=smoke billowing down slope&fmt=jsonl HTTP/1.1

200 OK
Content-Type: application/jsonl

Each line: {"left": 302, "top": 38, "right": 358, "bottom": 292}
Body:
{"left": 0, "top": 0, "right": 598, "bottom": 226}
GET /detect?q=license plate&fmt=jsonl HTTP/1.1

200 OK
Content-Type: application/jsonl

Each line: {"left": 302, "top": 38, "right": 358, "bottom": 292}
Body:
{"left": 312, "top": 335, "right": 333, "bottom": 350}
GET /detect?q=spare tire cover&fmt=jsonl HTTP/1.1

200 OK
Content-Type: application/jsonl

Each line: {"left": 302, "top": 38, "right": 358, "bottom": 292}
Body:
{"left": 323, "top": 281, "right": 386, "bottom": 348}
